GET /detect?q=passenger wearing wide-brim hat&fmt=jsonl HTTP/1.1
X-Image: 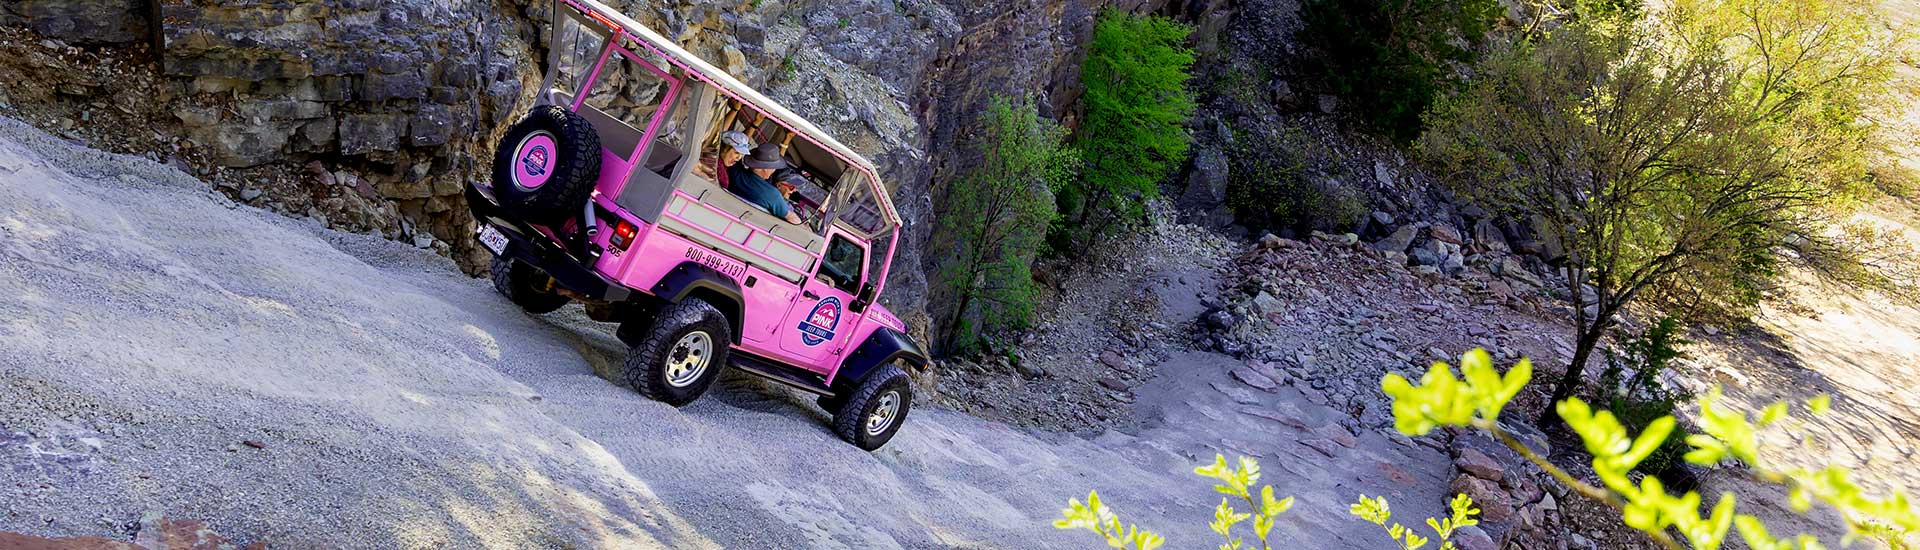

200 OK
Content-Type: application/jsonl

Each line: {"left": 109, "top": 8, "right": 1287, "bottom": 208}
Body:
{"left": 726, "top": 143, "right": 803, "bottom": 224}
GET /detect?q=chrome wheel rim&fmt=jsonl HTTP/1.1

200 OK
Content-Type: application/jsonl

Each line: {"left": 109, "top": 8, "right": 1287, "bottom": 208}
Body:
{"left": 664, "top": 331, "right": 712, "bottom": 387}
{"left": 866, "top": 390, "right": 901, "bottom": 436}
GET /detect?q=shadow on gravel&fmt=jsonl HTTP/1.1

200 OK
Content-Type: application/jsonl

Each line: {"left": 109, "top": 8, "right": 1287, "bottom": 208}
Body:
{"left": 531, "top": 309, "right": 836, "bottom": 427}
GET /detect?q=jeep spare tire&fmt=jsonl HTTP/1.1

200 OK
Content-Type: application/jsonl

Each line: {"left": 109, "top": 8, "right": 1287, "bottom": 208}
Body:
{"left": 491, "top": 105, "right": 601, "bottom": 225}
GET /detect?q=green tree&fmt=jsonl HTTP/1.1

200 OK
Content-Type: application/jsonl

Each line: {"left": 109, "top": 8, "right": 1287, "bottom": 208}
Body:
{"left": 1057, "top": 9, "right": 1196, "bottom": 246}
{"left": 935, "top": 95, "right": 1078, "bottom": 354}
{"left": 1417, "top": 0, "right": 1908, "bottom": 416}
{"left": 1298, "top": 0, "right": 1501, "bottom": 142}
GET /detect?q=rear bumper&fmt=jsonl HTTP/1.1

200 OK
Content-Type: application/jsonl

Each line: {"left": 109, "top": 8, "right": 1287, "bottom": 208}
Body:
{"left": 466, "top": 183, "right": 632, "bottom": 302}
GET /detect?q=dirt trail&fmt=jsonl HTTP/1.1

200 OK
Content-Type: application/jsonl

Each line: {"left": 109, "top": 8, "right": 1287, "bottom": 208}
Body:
{"left": 0, "top": 118, "right": 1458, "bottom": 548}
{"left": 1687, "top": 198, "right": 1920, "bottom": 500}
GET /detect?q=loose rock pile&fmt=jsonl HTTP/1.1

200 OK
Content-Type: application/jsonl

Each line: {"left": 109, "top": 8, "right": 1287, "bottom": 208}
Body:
{"left": 1200, "top": 232, "right": 1573, "bottom": 426}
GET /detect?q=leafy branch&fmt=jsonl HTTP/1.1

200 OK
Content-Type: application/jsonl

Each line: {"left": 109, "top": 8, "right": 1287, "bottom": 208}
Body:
{"left": 1385, "top": 349, "right": 1919, "bottom": 550}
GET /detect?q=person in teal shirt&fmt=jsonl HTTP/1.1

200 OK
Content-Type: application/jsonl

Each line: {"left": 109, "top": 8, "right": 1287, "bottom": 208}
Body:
{"left": 727, "top": 143, "right": 803, "bottom": 225}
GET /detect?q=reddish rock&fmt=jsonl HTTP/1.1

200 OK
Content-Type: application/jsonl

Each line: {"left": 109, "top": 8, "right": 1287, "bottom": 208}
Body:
{"left": 1452, "top": 524, "right": 1497, "bottom": 550}
{"left": 1429, "top": 224, "right": 1464, "bottom": 244}
{"left": 1097, "top": 377, "right": 1127, "bottom": 392}
{"left": 1377, "top": 461, "right": 1418, "bottom": 485}
{"left": 1451, "top": 474, "right": 1514, "bottom": 522}
{"left": 1456, "top": 447, "right": 1504, "bottom": 481}
{"left": 1097, "top": 351, "right": 1129, "bottom": 372}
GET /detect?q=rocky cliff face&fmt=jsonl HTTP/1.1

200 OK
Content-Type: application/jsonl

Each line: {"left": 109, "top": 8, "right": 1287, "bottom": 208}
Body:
{"left": 0, "top": 0, "right": 1222, "bottom": 343}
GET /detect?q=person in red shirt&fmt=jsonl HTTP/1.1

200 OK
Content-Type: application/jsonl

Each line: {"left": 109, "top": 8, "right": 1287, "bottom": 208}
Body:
{"left": 693, "top": 130, "right": 752, "bottom": 189}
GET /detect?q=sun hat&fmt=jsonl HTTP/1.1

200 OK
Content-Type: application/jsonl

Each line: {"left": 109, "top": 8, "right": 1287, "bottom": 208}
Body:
{"left": 741, "top": 143, "right": 787, "bottom": 170}
{"left": 720, "top": 131, "right": 752, "bottom": 155}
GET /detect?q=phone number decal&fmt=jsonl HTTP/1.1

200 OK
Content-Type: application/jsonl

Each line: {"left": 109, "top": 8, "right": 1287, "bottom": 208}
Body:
{"left": 684, "top": 247, "right": 747, "bottom": 280}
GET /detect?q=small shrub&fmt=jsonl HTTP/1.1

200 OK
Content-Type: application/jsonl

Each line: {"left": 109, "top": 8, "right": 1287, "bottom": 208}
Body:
{"left": 934, "top": 94, "right": 1076, "bottom": 354}
{"left": 1351, "top": 493, "right": 1481, "bottom": 550}
{"left": 1223, "top": 128, "right": 1364, "bottom": 233}
{"left": 1597, "top": 318, "right": 1694, "bottom": 480}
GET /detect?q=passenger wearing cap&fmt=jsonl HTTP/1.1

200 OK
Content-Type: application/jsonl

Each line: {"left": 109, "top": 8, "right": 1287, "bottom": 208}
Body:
{"left": 726, "top": 143, "right": 804, "bottom": 225}
{"left": 693, "top": 130, "right": 752, "bottom": 189}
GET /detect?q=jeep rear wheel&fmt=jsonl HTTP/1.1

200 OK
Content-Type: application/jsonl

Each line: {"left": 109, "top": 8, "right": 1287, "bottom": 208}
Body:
{"left": 831, "top": 363, "right": 912, "bottom": 451}
{"left": 489, "top": 255, "right": 568, "bottom": 314}
{"left": 491, "top": 105, "right": 600, "bottom": 225}
{"left": 622, "top": 298, "right": 731, "bottom": 406}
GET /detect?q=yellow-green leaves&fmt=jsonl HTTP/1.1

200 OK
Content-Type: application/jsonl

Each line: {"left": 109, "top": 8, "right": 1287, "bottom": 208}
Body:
{"left": 1554, "top": 395, "right": 1736, "bottom": 549}
{"left": 1689, "top": 386, "right": 1760, "bottom": 466}
{"left": 1196, "top": 454, "right": 1261, "bottom": 499}
{"left": 1351, "top": 494, "right": 1392, "bottom": 526}
{"left": 1735, "top": 514, "right": 1828, "bottom": 550}
{"left": 1759, "top": 402, "right": 1789, "bottom": 427}
{"left": 1054, "top": 490, "right": 1164, "bottom": 550}
{"left": 1555, "top": 397, "right": 1676, "bottom": 496}
{"left": 1351, "top": 493, "right": 1479, "bottom": 550}
{"left": 1430, "top": 492, "right": 1482, "bottom": 540}
{"left": 1194, "top": 454, "right": 1294, "bottom": 550}
{"left": 1380, "top": 349, "right": 1532, "bottom": 436}
{"left": 1807, "top": 394, "right": 1832, "bottom": 415}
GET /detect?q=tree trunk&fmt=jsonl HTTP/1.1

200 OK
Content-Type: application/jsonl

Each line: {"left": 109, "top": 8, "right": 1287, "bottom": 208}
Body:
{"left": 1542, "top": 323, "right": 1607, "bottom": 426}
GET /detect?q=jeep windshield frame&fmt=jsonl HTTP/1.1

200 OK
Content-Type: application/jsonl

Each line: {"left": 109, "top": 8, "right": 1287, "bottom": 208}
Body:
{"left": 550, "top": 0, "right": 904, "bottom": 300}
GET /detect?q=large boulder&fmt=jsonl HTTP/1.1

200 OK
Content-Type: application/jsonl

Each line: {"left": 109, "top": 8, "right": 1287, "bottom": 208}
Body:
{"left": 1180, "top": 146, "right": 1231, "bottom": 214}
{"left": 1472, "top": 218, "right": 1508, "bottom": 251}
{"left": 1375, "top": 224, "right": 1420, "bottom": 254}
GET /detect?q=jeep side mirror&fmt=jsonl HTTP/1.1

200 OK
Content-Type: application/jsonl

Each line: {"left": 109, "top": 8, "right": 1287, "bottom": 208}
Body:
{"left": 851, "top": 281, "right": 876, "bottom": 313}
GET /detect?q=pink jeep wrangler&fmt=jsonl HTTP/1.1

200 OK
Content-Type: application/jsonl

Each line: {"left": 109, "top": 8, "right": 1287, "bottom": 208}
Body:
{"left": 467, "top": 0, "right": 926, "bottom": 450}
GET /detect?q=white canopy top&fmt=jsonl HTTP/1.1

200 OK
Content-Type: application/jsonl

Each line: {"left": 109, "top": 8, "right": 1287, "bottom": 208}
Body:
{"left": 562, "top": 0, "right": 901, "bottom": 230}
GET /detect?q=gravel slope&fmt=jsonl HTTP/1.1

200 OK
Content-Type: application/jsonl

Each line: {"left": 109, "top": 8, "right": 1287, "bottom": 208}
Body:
{"left": 0, "top": 117, "right": 1454, "bottom": 549}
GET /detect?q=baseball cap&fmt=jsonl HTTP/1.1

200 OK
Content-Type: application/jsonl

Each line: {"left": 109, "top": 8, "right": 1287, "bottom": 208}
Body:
{"left": 720, "top": 131, "right": 751, "bottom": 155}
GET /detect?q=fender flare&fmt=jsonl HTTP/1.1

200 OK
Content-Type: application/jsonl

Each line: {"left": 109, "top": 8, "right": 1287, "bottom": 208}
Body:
{"left": 834, "top": 326, "right": 928, "bottom": 391}
{"left": 649, "top": 261, "right": 745, "bottom": 342}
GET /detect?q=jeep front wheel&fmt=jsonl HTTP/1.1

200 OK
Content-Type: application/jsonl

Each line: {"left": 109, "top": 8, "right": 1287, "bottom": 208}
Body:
{"left": 489, "top": 256, "right": 568, "bottom": 314}
{"left": 830, "top": 364, "right": 912, "bottom": 451}
{"left": 622, "top": 298, "right": 731, "bottom": 406}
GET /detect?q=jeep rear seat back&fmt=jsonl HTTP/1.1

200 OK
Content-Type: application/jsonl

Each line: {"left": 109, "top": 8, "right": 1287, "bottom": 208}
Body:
{"left": 554, "top": 84, "right": 828, "bottom": 285}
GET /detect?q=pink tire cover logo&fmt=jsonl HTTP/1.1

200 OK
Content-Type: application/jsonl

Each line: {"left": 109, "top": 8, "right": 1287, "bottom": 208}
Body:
{"left": 515, "top": 133, "right": 556, "bottom": 189}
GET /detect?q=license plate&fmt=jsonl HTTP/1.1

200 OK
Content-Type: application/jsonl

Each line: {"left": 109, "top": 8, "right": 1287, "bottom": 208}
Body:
{"left": 477, "top": 225, "right": 509, "bottom": 255}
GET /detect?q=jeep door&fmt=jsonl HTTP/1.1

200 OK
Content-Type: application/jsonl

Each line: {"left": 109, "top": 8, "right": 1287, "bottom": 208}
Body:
{"left": 778, "top": 229, "right": 869, "bottom": 370}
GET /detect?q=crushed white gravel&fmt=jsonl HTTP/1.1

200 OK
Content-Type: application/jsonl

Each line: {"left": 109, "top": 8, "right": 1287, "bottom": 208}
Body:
{"left": 0, "top": 117, "right": 1455, "bottom": 549}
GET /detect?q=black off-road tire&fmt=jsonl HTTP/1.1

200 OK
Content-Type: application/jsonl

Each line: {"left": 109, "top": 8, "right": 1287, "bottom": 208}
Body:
{"left": 831, "top": 364, "right": 912, "bottom": 451}
{"left": 622, "top": 298, "right": 731, "bottom": 407}
{"left": 489, "top": 256, "right": 568, "bottom": 314}
{"left": 491, "top": 105, "right": 601, "bottom": 225}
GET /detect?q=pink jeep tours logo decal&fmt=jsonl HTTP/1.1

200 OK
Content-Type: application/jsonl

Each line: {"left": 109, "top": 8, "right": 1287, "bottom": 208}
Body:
{"left": 520, "top": 143, "right": 550, "bottom": 177}
{"left": 516, "top": 132, "right": 557, "bottom": 189}
{"left": 798, "top": 296, "right": 841, "bottom": 346}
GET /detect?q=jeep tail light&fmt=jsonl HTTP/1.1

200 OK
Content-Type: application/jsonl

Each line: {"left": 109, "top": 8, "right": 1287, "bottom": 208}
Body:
{"left": 610, "top": 220, "right": 638, "bottom": 250}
